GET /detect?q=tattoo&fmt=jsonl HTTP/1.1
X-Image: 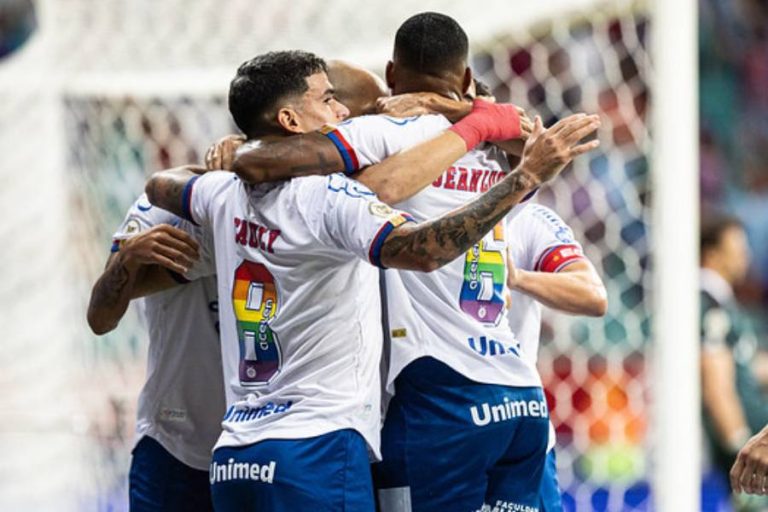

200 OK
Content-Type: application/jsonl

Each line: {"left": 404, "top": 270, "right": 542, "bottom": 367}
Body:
{"left": 94, "top": 255, "right": 132, "bottom": 307}
{"left": 233, "top": 134, "right": 345, "bottom": 183}
{"left": 146, "top": 166, "right": 200, "bottom": 218}
{"left": 87, "top": 253, "right": 136, "bottom": 333}
{"left": 289, "top": 151, "right": 341, "bottom": 176}
{"left": 381, "top": 171, "right": 534, "bottom": 269}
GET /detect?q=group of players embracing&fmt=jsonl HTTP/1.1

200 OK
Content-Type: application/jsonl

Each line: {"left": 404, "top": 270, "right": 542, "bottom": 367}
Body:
{"left": 88, "top": 11, "right": 607, "bottom": 512}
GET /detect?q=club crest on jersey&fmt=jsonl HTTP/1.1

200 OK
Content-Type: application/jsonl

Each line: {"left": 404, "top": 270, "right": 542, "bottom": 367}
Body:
{"left": 124, "top": 218, "right": 141, "bottom": 234}
{"left": 369, "top": 202, "right": 394, "bottom": 218}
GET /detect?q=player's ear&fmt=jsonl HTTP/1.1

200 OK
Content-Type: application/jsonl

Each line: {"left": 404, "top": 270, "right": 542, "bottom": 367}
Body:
{"left": 276, "top": 107, "right": 302, "bottom": 135}
{"left": 461, "top": 67, "right": 473, "bottom": 97}
{"left": 385, "top": 61, "right": 395, "bottom": 91}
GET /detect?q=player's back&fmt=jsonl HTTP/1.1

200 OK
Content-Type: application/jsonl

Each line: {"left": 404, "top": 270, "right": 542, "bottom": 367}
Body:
{"left": 331, "top": 114, "right": 540, "bottom": 391}
{"left": 113, "top": 196, "right": 224, "bottom": 471}
{"left": 186, "top": 171, "right": 413, "bottom": 457}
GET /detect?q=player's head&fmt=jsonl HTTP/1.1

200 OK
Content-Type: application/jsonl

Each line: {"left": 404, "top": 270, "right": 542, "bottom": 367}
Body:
{"left": 700, "top": 213, "right": 750, "bottom": 284}
{"left": 386, "top": 12, "right": 471, "bottom": 99}
{"left": 229, "top": 50, "right": 350, "bottom": 138}
{"left": 327, "top": 60, "right": 388, "bottom": 117}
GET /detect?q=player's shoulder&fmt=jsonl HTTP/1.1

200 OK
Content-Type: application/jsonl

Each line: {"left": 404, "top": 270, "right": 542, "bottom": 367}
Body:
{"left": 337, "top": 113, "right": 450, "bottom": 130}
{"left": 125, "top": 193, "right": 178, "bottom": 226}
{"left": 510, "top": 203, "right": 576, "bottom": 243}
{"left": 292, "top": 173, "right": 376, "bottom": 201}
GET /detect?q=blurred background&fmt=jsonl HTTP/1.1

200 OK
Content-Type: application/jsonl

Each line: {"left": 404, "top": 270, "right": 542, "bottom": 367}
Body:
{"left": 0, "top": 0, "right": 763, "bottom": 510}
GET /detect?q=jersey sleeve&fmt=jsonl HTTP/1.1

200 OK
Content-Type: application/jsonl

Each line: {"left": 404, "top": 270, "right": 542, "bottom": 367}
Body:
{"left": 508, "top": 204, "right": 585, "bottom": 273}
{"left": 111, "top": 193, "right": 178, "bottom": 252}
{"left": 700, "top": 293, "right": 731, "bottom": 351}
{"left": 183, "top": 170, "right": 238, "bottom": 227}
{"left": 320, "top": 114, "right": 451, "bottom": 173}
{"left": 111, "top": 193, "right": 215, "bottom": 282}
{"left": 298, "top": 174, "right": 416, "bottom": 268}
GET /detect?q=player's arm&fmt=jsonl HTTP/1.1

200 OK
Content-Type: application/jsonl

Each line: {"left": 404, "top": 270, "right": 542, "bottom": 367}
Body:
{"left": 507, "top": 257, "right": 607, "bottom": 316}
{"left": 701, "top": 340, "right": 752, "bottom": 461}
{"left": 379, "top": 115, "right": 600, "bottom": 270}
{"left": 228, "top": 101, "right": 535, "bottom": 204}
{"left": 144, "top": 165, "right": 207, "bottom": 220}
{"left": 87, "top": 225, "right": 200, "bottom": 334}
{"left": 377, "top": 93, "right": 533, "bottom": 158}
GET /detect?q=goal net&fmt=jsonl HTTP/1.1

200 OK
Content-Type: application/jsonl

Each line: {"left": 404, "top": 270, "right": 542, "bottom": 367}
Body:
{"left": 0, "top": 1, "right": 677, "bottom": 510}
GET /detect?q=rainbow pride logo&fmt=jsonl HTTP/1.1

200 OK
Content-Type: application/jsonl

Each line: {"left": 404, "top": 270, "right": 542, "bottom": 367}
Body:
{"left": 459, "top": 223, "right": 506, "bottom": 325}
{"left": 232, "top": 261, "right": 281, "bottom": 386}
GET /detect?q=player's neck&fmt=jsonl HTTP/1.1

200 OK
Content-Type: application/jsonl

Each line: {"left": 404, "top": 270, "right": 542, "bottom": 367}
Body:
{"left": 392, "top": 72, "right": 464, "bottom": 101}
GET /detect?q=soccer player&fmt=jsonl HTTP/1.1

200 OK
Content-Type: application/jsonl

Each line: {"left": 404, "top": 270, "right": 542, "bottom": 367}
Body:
{"left": 505, "top": 203, "right": 607, "bottom": 511}
{"left": 144, "top": 50, "right": 588, "bottom": 511}
{"left": 699, "top": 215, "right": 768, "bottom": 504}
{"left": 227, "top": 14, "right": 601, "bottom": 512}
{"left": 87, "top": 199, "right": 224, "bottom": 512}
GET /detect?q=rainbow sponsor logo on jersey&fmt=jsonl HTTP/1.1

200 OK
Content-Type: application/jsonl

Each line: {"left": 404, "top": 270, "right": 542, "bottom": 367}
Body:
{"left": 232, "top": 261, "right": 281, "bottom": 386}
{"left": 459, "top": 222, "right": 506, "bottom": 325}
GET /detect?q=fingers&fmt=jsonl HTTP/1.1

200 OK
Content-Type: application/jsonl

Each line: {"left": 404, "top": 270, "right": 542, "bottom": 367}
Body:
{"left": 568, "top": 140, "right": 601, "bottom": 158}
{"left": 731, "top": 454, "right": 746, "bottom": 493}
{"left": 124, "top": 225, "right": 200, "bottom": 273}
{"left": 561, "top": 115, "right": 601, "bottom": 143}
{"left": 740, "top": 455, "right": 759, "bottom": 494}
{"left": 532, "top": 115, "right": 544, "bottom": 138}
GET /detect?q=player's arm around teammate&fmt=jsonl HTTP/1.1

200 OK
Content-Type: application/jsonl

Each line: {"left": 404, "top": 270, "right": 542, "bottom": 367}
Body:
{"left": 87, "top": 223, "right": 200, "bottom": 334}
{"left": 146, "top": 114, "right": 599, "bottom": 272}
{"left": 226, "top": 103, "right": 597, "bottom": 207}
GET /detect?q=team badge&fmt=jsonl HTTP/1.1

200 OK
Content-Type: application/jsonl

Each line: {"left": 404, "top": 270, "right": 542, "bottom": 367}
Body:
{"left": 369, "top": 202, "right": 394, "bottom": 218}
{"left": 125, "top": 218, "right": 141, "bottom": 234}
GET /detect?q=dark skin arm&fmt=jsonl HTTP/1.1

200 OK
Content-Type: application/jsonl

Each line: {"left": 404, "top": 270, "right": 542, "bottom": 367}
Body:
{"left": 150, "top": 115, "right": 600, "bottom": 273}
{"left": 87, "top": 224, "right": 200, "bottom": 335}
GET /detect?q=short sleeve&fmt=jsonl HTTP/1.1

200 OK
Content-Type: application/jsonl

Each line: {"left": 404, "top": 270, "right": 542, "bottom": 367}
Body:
{"left": 184, "top": 171, "right": 238, "bottom": 227}
{"left": 507, "top": 204, "right": 585, "bottom": 273}
{"left": 111, "top": 193, "right": 178, "bottom": 252}
{"left": 320, "top": 114, "right": 451, "bottom": 173}
{"left": 701, "top": 293, "right": 731, "bottom": 351}
{"left": 298, "top": 174, "right": 415, "bottom": 267}
{"left": 111, "top": 193, "right": 215, "bottom": 282}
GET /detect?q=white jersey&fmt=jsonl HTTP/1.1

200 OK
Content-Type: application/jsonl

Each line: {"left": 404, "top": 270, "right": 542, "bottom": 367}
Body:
{"left": 505, "top": 204, "right": 586, "bottom": 452}
{"left": 112, "top": 194, "right": 224, "bottom": 471}
{"left": 505, "top": 204, "right": 585, "bottom": 363}
{"left": 184, "top": 171, "right": 414, "bottom": 459}
{"left": 329, "top": 114, "right": 540, "bottom": 391}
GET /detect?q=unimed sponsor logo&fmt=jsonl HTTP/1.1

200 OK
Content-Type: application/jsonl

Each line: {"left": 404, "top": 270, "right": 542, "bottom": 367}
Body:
{"left": 469, "top": 397, "right": 548, "bottom": 427}
{"left": 209, "top": 459, "right": 276, "bottom": 484}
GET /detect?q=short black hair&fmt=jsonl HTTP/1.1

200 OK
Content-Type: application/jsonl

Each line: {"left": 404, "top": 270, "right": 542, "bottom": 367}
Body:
{"left": 228, "top": 50, "right": 327, "bottom": 138}
{"left": 393, "top": 12, "right": 468, "bottom": 76}
{"left": 700, "top": 213, "right": 743, "bottom": 255}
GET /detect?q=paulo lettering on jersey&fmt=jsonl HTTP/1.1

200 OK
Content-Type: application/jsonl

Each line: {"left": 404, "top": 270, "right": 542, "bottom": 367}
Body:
{"left": 233, "top": 217, "right": 281, "bottom": 253}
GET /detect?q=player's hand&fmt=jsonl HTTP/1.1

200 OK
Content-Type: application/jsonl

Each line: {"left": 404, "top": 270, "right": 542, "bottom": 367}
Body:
{"left": 731, "top": 427, "right": 768, "bottom": 495}
{"left": 518, "top": 114, "right": 601, "bottom": 186}
{"left": 376, "top": 93, "right": 434, "bottom": 118}
{"left": 205, "top": 134, "right": 246, "bottom": 170}
{"left": 516, "top": 107, "right": 534, "bottom": 141}
{"left": 118, "top": 224, "right": 200, "bottom": 275}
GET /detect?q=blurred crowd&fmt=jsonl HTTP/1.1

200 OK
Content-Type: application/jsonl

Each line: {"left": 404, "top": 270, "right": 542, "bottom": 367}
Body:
{"left": 700, "top": 0, "right": 768, "bottom": 312}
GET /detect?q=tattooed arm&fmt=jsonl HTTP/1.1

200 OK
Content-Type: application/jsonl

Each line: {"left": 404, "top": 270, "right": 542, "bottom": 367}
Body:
{"left": 87, "top": 225, "right": 199, "bottom": 335}
{"left": 380, "top": 114, "right": 601, "bottom": 271}
{"left": 144, "top": 165, "right": 208, "bottom": 219}
{"left": 380, "top": 170, "right": 536, "bottom": 271}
